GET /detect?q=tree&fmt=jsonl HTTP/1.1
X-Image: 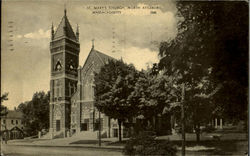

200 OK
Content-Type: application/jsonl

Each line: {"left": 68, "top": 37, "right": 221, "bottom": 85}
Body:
{"left": 158, "top": 2, "right": 248, "bottom": 141}
{"left": 0, "top": 93, "right": 9, "bottom": 117}
{"left": 129, "top": 69, "right": 179, "bottom": 133}
{"left": 94, "top": 60, "right": 139, "bottom": 141}
{"left": 18, "top": 91, "right": 50, "bottom": 136}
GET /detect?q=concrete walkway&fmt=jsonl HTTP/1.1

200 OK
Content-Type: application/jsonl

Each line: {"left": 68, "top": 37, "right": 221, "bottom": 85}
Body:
{"left": 5, "top": 136, "right": 125, "bottom": 150}
{"left": 5, "top": 132, "right": 247, "bottom": 151}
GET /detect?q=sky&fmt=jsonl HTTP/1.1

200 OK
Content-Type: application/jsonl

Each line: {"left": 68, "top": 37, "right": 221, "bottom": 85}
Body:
{"left": 1, "top": 0, "right": 179, "bottom": 109}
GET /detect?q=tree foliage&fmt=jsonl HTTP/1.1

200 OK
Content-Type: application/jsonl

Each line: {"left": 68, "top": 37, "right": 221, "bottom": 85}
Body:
{"left": 0, "top": 93, "right": 9, "bottom": 117}
{"left": 18, "top": 91, "right": 50, "bottom": 136}
{"left": 158, "top": 1, "right": 248, "bottom": 140}
{"left": 130, "top": 70, "right": 179, "bottom": 122}
{"left": 94, "top": 60, "right": 139, "bottom": 141}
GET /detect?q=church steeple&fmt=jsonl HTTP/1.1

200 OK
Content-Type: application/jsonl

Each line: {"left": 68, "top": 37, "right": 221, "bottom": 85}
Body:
{"left": 53, "top": 9, "right": 77, "bottom": 41}
{"left": 49, "top": 8, "right": 80, "bottom": 137}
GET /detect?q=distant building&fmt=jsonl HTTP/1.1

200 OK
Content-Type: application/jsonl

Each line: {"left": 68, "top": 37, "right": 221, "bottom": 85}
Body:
{"left": 1, "top": 110, "right": 24, "bottom": 140}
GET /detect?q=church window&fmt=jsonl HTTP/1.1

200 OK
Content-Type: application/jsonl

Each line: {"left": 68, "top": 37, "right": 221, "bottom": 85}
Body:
{"left": 56, "top": 87, "right": 59, "bottom": 97}
{"left": 16, "top": 120, "right": 18, "bottom": 124}
{"left": 3, "top": 120, "right": 5, "bottom": 124}
{"left": 83, "top": 84, "right": 88, "bottom": 100}
{"left": 54, "top": 80, "right": 62, "bottom": 99}
{"left": 11, "top": 120, "right": 14, "bottom": 124}
{"left": 55, "top": 60, "right": 62, "bottom": 71}
{"left": 69, "top": 82, "right": 75, "bottom": 96}
{"left": 59, "top": 86, "right": 62, "bottom": 97}
{"left": 71, "top": 84, "right": 75, "bottom": 95}
{"left": 69, "top": 83, "right": 71, "bottom": 96}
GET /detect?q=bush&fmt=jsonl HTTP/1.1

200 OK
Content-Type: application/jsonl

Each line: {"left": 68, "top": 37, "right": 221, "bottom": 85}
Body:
{"left": 123, "top": 131, "right": 177, "bottom": 156}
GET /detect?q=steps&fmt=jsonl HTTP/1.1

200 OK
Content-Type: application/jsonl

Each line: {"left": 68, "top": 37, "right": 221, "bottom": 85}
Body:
{"left": 40, "top": 132, "right": 51, "bottom": 139}
{"left": 72, "top": 131, "right": 98, "bottom": 140}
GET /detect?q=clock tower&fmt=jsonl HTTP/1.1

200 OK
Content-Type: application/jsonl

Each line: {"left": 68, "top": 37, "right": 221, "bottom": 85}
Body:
{"left": 49, "top": 9, "right": 80, "bottom": 138}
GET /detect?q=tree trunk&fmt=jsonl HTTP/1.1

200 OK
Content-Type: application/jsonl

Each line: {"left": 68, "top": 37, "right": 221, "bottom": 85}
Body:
{"left": 118, "top": 119, "right": 122, "bottom": 142}
{"left": 196, "top": 123, "right": 200, "bottom": 142}
{"left": 108, "top": 117, "right": 111, "bottom": 138}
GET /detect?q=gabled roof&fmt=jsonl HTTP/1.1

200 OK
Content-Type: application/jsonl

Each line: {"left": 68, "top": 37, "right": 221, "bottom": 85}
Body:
{"left": 10, "top": 126, "right": 23, "bottom": 133}
{"left": 54, "top": 10, "right": 77, "bottom": 41}
{"left": 82, "top": 47, "right": 115, "bottom": 68}
{"left": 92, "top": 49, "right": 115, "bottom": 64}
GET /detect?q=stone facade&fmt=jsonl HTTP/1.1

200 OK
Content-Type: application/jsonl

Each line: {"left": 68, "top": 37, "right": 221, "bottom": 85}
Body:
{"left": 50, "top": 9, "right": 121, "bottom": 138}
{"left": 49, "top": 9, "right": 79, "bottom": 138}
{"left": 70, "top": 48, "right": 119, "bottom": 137}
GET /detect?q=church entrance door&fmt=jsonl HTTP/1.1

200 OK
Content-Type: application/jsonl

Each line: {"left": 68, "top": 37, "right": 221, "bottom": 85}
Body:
{"left": 113, "top": 129, "right": 118, "bottom": 138}
{"left": 81, "top": 123, "right": 87, "bottom": 131}
{"left": 56, "top": 120, "right": 60, "bottom": 131}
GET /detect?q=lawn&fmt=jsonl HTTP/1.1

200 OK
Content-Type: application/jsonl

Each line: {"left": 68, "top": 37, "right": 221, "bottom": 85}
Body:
{"left": 108, "top": 139, "right": 248, "bottom": 155}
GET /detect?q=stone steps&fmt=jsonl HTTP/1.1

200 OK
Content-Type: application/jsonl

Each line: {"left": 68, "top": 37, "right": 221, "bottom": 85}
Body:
{"left": 72, "top": 131, "right": 98, "bottom": 139}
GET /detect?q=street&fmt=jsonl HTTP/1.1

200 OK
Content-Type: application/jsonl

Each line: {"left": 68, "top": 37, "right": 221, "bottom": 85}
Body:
{"left": 1, "top": 145, "right": 123, "bottom": 156}
{"left": 0, "top": 144, "right": 212, "bottom": 156}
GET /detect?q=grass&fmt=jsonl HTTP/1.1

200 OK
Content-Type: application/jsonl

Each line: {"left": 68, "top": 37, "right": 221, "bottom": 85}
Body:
{"left": 108, "top": 139, "right": 248, "bottom": 155}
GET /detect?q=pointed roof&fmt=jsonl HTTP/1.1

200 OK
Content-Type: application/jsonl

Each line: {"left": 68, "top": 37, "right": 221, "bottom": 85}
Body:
{"left": 81, "top": 47, "right": 116, "bottom": 71}
{"left": 54, "top": 10, "right": 77, "bottom": 41}
{"left": 92, "top": 49, "right": 115, "bottom": 63}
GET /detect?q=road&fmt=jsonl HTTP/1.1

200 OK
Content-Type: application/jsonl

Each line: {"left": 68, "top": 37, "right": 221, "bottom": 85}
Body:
{"left": 1, "top": 145, "right": 123, "bottom": 156}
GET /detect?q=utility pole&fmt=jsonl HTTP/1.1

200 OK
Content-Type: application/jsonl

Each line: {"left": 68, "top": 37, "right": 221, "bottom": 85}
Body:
{"left": 181, "top": 83, "right": 185, "bottom": 156}
{"left": 98, "top": 111, "right": 101, "bottom": 146}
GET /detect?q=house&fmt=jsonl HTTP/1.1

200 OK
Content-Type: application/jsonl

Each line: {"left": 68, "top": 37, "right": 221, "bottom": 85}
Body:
{"left": 1, "top": 110, "right": 24, "bottom": 140}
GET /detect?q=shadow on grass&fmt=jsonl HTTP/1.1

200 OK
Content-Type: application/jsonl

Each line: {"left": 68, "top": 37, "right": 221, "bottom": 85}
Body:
{"left": 107, "top": 140, "right": 127, "bottom": 146}
{"left": 175, "top": 140, "right": 247, "bottom": 155}
{"left": 108, "top": 139, "right": 248, "bottom": 155}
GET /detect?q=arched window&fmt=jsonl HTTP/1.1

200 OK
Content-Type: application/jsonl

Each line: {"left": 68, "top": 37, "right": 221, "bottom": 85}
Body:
{"left": 54, "top": 80, "right": 61, "bottom": 99}
{"left": 89, "top": 71, "right": 95, "bottom": 100}
{"left": 83, "top": 83, "right": 88, "bottom": 100}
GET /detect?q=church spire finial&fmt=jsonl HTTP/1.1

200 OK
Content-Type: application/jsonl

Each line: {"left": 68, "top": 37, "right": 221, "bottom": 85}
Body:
{"left": 92, "top": 39, "right": 95, "bottom": 49}
{"left": 64, "top": 4, "right": 67, "bottom": 16}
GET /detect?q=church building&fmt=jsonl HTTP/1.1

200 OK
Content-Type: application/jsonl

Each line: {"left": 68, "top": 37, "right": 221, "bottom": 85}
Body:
{"left": 49, "top": 9, "right": 121, "bottom": 138}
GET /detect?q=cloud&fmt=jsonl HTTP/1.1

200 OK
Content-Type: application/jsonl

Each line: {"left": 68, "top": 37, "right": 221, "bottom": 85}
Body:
{"left": 123, "top": 47, "right": 159, "bottom": 70}
{"left": 23, "top": 29, "right": 50, "bottom": 39}
{"left": 73, "top": 2, "right": 178, "bottom": 52}
{"left": 17, "top": 35, "right": 22, "bottom": 38}
{"left": 2, "top": 1, "right": 178, "bottom": 109}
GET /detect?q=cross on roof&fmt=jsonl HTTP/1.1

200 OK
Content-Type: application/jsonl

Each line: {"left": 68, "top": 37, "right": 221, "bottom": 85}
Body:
{"left": 92, "top": 39, "right": 95, "bottom": 48}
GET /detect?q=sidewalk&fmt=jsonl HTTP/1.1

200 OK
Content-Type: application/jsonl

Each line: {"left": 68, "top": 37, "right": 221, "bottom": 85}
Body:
{"left": 5, "top": 132, "right": 247, "bottom": 152}
{"left": 5, "top": 136, "right": 125, "bottom": 150}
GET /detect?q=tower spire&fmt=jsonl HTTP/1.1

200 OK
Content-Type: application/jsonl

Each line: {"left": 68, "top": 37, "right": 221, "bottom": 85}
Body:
{"left": 53, "top": 6, "right": 78, "bottom": 41}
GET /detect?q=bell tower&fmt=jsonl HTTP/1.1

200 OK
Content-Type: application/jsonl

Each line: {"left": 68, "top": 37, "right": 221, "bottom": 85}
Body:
{"left": 49, "top": 9, "right": 80, "bottom": 138}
